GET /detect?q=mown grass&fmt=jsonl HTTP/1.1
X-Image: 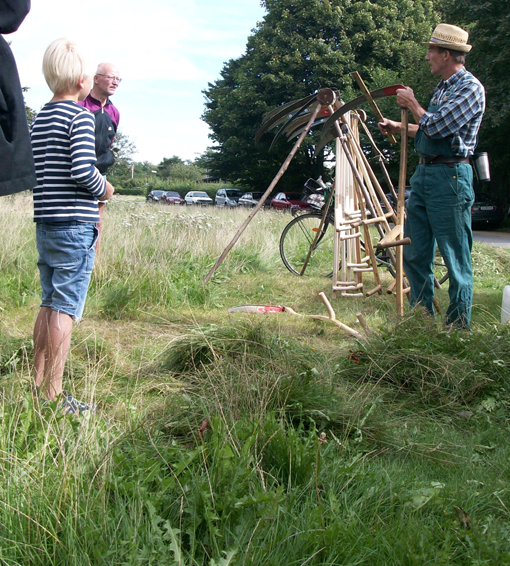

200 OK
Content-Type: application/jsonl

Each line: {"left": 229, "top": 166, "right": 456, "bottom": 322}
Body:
{"left": 1, "top": 192, "right": 510, "bottom": 565}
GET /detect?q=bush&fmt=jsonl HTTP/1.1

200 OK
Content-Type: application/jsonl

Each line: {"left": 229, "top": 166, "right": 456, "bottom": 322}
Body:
{"left": 114, "top": 185, "right": 146, "bottom": 196}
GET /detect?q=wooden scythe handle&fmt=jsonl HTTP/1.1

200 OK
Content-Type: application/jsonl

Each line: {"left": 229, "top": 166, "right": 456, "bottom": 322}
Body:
{"left": 351, "top": 71, "right": 398, "bottom": 145}
{"left": 395, "top": 108, "right": 409, "bottom": 316}
{"left": 376, "top": 237, "right": 411, "bottom": 250}
{"left": 204, "top": 102, "right": 323, "bottom": 284}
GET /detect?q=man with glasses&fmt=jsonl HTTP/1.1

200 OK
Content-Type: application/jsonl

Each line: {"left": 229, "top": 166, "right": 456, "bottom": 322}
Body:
{"left": 79, "top": 63, "right": 121, "bottom": 256}
{"left": 79, "top": 62, "right": 121, "bottom": 174}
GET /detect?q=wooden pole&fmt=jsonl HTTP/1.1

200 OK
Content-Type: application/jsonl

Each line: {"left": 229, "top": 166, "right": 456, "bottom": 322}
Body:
{"left": 395, "top": 108, "right": 408, "bottom": 316}
{"left": 351, "top": 71, "right": 397, "bottom": 145}
{"left": 203, "top": 102, "right": 323, "bottom": 284}
{"left": 358, "top": 117, "right": 398, "bottom": 202}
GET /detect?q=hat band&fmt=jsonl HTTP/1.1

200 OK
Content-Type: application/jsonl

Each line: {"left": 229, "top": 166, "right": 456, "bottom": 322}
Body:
{"left": 430, "top": 35, "right": 466, "bottom": 45}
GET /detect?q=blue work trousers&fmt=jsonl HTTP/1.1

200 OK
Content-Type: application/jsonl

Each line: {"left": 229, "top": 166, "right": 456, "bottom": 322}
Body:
{"left": 403, "top": 162, "right": 474, "bottom": 328}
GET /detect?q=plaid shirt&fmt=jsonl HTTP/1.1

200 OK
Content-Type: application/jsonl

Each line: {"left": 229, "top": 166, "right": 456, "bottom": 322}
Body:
{"left": 419, "top": 68, "right": 485, "bottom": 157}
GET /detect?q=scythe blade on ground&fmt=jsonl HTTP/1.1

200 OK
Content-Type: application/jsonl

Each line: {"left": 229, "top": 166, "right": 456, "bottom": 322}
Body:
{"left": 228, "top": 292, "right": 365, "bottom": 340}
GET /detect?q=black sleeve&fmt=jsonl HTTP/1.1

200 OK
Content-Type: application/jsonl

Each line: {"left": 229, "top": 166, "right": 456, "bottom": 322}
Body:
{"left": 0, "top": 0, "right": 31, "bottom": 34}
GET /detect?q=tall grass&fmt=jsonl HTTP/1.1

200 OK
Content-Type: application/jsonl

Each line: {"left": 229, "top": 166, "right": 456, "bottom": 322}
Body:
{"left": 88, "top": 198, "right": 288, "bottom": 318}
{"left": 1, "top": 192, "right": 510, "bottom": 564}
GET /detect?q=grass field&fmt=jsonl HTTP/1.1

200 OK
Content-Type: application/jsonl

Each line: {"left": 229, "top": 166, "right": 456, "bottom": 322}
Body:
{"left": 1, "top": 192, "right": 510, "bottom": 565}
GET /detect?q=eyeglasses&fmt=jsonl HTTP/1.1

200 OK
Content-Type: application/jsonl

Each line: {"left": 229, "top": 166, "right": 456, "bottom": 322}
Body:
{"left": 96, "top": 73, "right": 122, "bottom": 83}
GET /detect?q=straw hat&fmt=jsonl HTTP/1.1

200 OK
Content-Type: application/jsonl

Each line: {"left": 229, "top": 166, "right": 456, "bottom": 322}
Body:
{"left": 424, "top": 23, "right": 472, "bottom": 53}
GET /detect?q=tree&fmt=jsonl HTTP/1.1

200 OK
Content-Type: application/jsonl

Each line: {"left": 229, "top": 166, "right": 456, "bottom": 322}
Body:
{"left": 157, "top": 156, "right": 202, "bottom": 182}
{"left": 202, "top": 0, "right": 439, "bottom": 191}
{"left": 157, "top": 156, "right": 185, "bottom": 178}
{"left": 441, "top": 0, "right": 510, "bottom": 204}
{"left": 22, "top": 87, "right": 37, "bottom": 126}
{"left": 110, "top": 130, "right": 138, "bottom": 176}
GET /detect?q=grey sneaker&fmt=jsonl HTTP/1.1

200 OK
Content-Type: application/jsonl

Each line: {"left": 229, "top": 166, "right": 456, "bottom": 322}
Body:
{"left": 61, "top": 395, "right": 97, "bottom": 415}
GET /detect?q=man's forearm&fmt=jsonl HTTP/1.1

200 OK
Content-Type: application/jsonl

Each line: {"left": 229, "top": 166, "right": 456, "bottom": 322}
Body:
{"left": 378, "top": 119, "right": 419, "bottom": 138}
{"left": 407, "top": 103, "right": 426, "bottom": 127}
{"left": 407, "top": 123, "right": 419, "bottom": 138}
{"left": 395, "top": 86, "right": 426, "bottom": 131}
{"left": 396, "top": 122, "right": 419, "bottom": 138}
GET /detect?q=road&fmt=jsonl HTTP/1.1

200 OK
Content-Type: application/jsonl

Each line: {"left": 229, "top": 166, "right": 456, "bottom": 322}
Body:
{"left": 473, "top": 230, "right": 510, "bottom": 249}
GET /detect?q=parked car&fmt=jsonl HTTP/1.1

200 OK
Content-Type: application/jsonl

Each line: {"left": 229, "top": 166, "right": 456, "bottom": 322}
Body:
{"left": 471, "top": 192, "right": 504, "bottom": 229}
{"left": 146, "top": 190, "right": 167, "bottom": 203}
{"left": 184, "top": 191, "right": 213, "bottom": 206}
{"left": 162, "top": 191, "right": 184, "bottom": 205}
{"left": 215, "top": 188, "right": 244, "bottom": 207}
{"left": 239, "top": 192, "right": 264, "bottom": 207}
{"left": 270, "top": 192, "right": 313, "bottom": 211}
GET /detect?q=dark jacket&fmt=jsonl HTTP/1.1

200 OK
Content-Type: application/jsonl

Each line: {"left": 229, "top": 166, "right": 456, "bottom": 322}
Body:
{"left": 92, "top": 107, "right": 117, "bottom": 173}
{"left": 79, "top": 94, "right": 120, "bottom": 174}
{"left": 0, "top": 0, "right": 36, "bottom": 196}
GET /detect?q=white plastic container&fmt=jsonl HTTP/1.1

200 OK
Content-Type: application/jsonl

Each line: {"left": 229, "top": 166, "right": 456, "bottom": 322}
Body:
{"left": 502, "top": 285, "right": 510, "bottom": 324}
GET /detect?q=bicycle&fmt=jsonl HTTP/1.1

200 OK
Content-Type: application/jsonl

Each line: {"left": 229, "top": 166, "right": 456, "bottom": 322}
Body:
{"left": 279, "top": 177, "right": 395, "bottom": 278}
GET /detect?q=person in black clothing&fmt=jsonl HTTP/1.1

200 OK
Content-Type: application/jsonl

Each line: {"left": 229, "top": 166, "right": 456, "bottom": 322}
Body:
{"left": 0, "top": 0, "right": 36, "bottom": 196}
{"left": 78, "top": 62, "right": 121, "bottom": 174}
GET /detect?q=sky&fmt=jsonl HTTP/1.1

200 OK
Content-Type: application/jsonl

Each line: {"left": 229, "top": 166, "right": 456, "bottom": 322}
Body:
{"left": 10, "top": 0, "right": 266, "bottom": 165}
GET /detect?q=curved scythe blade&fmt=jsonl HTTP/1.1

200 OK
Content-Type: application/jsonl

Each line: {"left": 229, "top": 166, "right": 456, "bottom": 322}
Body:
{"left": 312, "top": 84, "right": 404, "bottom": 156}
{"left": 268, "top": 95, "right": 325, "bottom": 150}
{"left": 322, "top": 84, "right": 405, "bottom": 138}
{"left": 263, "top": 97, "right": 305, "bottom": 122}
{"left": 282, "top": 114, "right": 332, "bottom": 145}
{"left": 314, "top": 128, "right": 339, "bottom": 156}
{"left": 255, "top": 93, "right": 317, "bottom": 144}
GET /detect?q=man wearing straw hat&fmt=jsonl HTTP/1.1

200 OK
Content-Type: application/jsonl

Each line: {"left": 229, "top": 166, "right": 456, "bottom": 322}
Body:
{"left": 379, "top": 24, "right": 485, "bottom": 330}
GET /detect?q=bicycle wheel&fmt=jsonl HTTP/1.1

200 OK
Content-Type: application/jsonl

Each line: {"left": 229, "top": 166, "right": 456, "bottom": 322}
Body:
{"left": 374, "top": 247, "right": 396, "bottom": 278}
{"left": 434, "top": 248, "right": 449, "bottom": 286}
{"left": 280, "top": 213, "right": 335, "bottom": 277}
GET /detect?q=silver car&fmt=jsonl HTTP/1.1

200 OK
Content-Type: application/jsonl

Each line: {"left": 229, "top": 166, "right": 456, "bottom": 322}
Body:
{"left": 215, "top": 188, "right": 244, "bottom": 207}
{"left": 184, "top": 191, "right": 214, "bottom": 206}
{"left": 238, "top": 192, "right": 264, "bottom": 207}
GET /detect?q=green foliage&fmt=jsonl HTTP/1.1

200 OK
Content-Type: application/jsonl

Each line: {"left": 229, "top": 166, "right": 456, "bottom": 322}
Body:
{"left": 110, "top": 184, "right": 146, "bottom": 196}
{"left": 22, "top": 86, "right": 37, "bottom": 126}
{"left": 202, "top": 0, "right": 438, "bottom": 190}
{"left": 0, "top": 332, "right": 30, "bottom": 377}
{"left": 109, "top": 156, "right": 210, "bottom": 196}
{"left": 110, "top": 129, "right": 138, "bottom": 177}
{"left": 157, "top": 156, "right": 203, "bottom": 183}
{"left": 159, "top": 320, "right": 386, "bottom": 443}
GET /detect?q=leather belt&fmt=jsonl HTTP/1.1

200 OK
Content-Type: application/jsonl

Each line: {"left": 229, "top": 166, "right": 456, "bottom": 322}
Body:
{"left": 418, "top": 155, "right": 470, "bottom": 166}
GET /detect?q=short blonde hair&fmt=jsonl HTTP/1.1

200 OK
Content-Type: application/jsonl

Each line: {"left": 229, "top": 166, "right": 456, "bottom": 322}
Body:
{"left": 42, "top": 38, "right": 91, "bottom": 95}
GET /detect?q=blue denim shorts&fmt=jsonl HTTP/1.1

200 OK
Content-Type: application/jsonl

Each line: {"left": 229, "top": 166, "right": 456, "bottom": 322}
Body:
{"left": 36, "top": 222, "right": 98, "bottom": 321}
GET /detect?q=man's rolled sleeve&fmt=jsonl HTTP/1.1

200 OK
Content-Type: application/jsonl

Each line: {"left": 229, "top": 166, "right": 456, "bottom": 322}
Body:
{"left": 419, "top": 83, "right": 484, "bottom": 140}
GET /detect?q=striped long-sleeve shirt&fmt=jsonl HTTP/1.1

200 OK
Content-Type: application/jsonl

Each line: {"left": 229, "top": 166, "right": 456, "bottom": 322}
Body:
{"left": 31, "top": 101, "right": 106, "bottom": 223}
{"left": 419, "top": 68, "right": 485, "bottom": 157}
